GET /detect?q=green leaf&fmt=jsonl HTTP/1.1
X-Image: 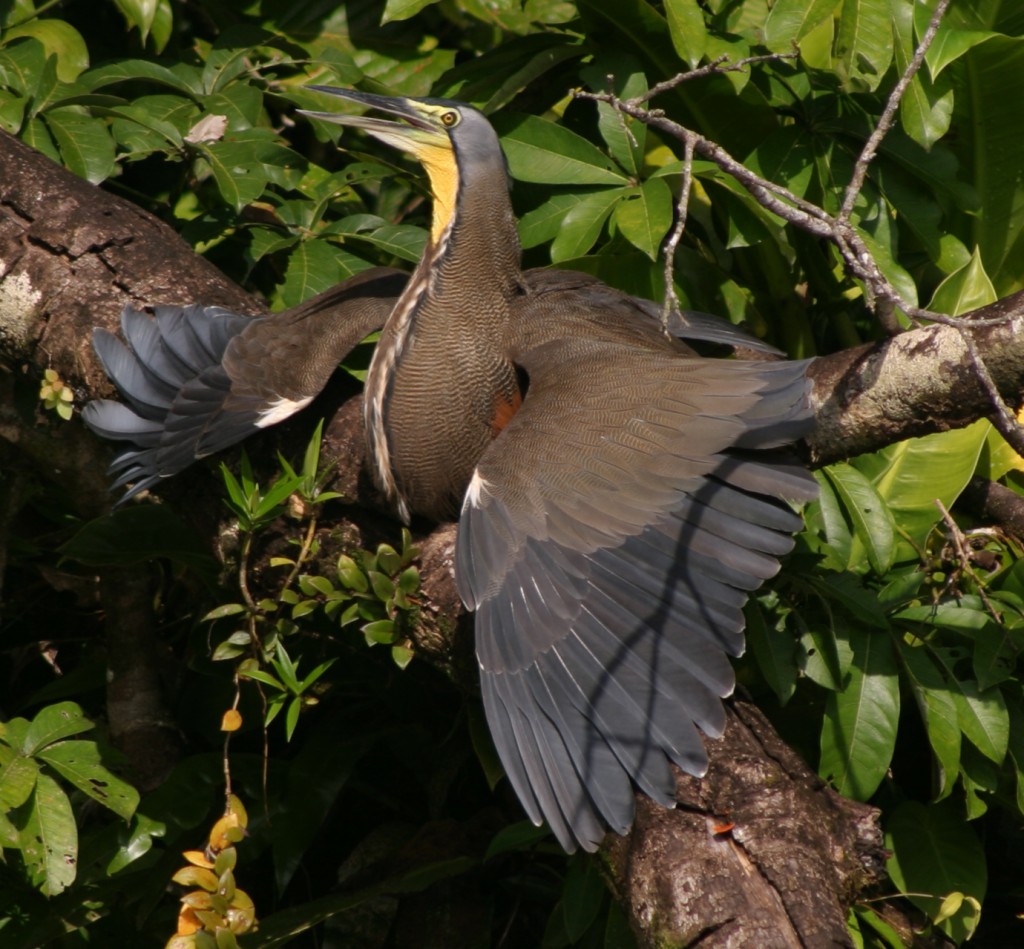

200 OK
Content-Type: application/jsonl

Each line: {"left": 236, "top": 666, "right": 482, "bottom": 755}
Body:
{"left": 3, "top": 20, "right": 89, "bottom": 83}
{"left": 799, "top": 624, "right": 843, "bottom": 692}
{"left": 336, "top": 555, "right": 369, "bottom": 593}
{"left": 953, "top": 679, "right": 1009, "bottom": 765}
{"left": 0, "top": 754, "right": 40, "bottom": 811}
{"left": 664, "top": 0, "right": 706, "bottom": 66}
{"left": 821, "top": 463, "right": 896, "bottom": 574}
{"left": 43, "top": 109, "right": 116, "bottom": 184}
{"left": 23, "top": 702, "right": 94, "bottom": 755}
{"left": 36, "top": 740, "right": 139, "bottom": 820}
{"left": 362, "top": 620, "right": 395, "bottom": 645}
{"left": 108, "top": 813, "right": 166, "bottom": 874}
{"left": 518, "top": 193, "right": 588, "bottom": 249}
{"left": 277, "top": 239, "right": 371, "bottom": 309}
{"left": 929, "top": 246, "right": 998, "bottom": 316}
{"left": 581, "top": 60, "right": 648, "bottom": 176}
{"left": 340, "top": 224, "right": 426, "bottom": 263}
{"left": 561, "top": 854, "right": 606, "bottom": 941}
{"left": 19, "top": 773, "right": 77, "bottom": 896}
{"left": 112, "top": 0, "right": 160, "bottom": 42}
{"left": 851, "top": 423, "right": 988, "bottom": 559}
{"left": 763, "top": 0, "right": 838, "bottom": 51}
{"left": 891, "top": 0, "right": 953, "bottom": 150}
{"left": 835, "top": 0, "right": 893, "bottom": 92}
{"left": 550, "top": 188, "right": 627, "bottom": 262}
{"left": 886, "top": 800, "right": 987, "bottom": 944}
{"left": 79, "top": 59, "right": 202, "bottom": 97}
{"left": 203, "top": 603, "right": 247, "bottom": 621}
{"left": 897, "top": 641, "right": 962, "bottom": 799}
{"left": 956, "top": 36, "right": 1024, "bottom": 290}
{"left": 381, "top": 0, "right": 438, "bottom": 23}
{"left": 819, "top": 626, "right": 899, "bottom": 800}
{"left": 614, "top": 177, "right": 673, "bottom": 261}
{"left": 62, "top": 505, "right": 219, "bottom": 576}
{"left": 746, "top": 599, "right": 797, "bottom": 703}
{"left": 271, "top": 730, "right": 371, "bottom": 894}
{"left": 251, "top": 856, "right": 477, "bottom": 946}
{"left": 391, "top": 645, "right": 414, "bottom": 669}
{"left": 496, "top": 113, "right": 628, "bottom": 186}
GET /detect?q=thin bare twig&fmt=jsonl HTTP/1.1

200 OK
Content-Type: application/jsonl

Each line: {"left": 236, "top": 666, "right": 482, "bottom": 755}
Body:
{"left": 660, "top": 131, "right": 696, "bottom": 331}
{"left": 638, "top": 51, "right": 799, "bottom": 104}
{"left": 957, "top": 323, "right": 1024, "bottom": 455}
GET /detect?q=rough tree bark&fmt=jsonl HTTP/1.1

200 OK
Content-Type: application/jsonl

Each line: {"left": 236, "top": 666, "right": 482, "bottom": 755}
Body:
{"left": 4, "top": 128, "right": 1024, "bottom": 947}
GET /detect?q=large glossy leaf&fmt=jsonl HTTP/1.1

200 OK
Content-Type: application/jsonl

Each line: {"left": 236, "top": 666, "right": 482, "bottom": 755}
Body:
{"left": 763, "top": 0, "right": 838, "bottom": 51}
{"left": 958, "top": 36, "right": 1024, "bottom": 292}
{"left": 496, "top": 114, "right": 627, "bottom": 186}
{"left": 819, "top": 625, "right": 900, "bottom": 800}
{"left": 19, "top": 773, "right": 77, "bottom": 896}
{"left": 519, "top": 193, "right": 586, "bottom": 249}
{"left": 897, "top": 641, "right": 962, "bottom": 799}
{"left": 62, "top": 506, "right": 219, "bottom": 576}
{"left": 664, "top": 0, "right": 707, "bottom": 66}
{"left": 886, "top": 800, "right": 987, "bottom": 944}
{"left": 614, "top": 177, "right": 673, "bottom": 260}
{"left": 0, "top": 754, "right": 39, "bottom": 811}
{"left": 928, "top": 246, "right": 998, "bottom": 315}
{"left": 821, "top": 463, "right": 896, "bottom": 574}
{"left": 852, "top": 423, "right": 988, "bottom": 560}
{"left": 835, "top": 0, "right": 893, "bottom": 91}
{"left": 23, "top": 702, "right": 94, "bottom": 755}
{"left": 746, "top": 599, "right": 798, "bottom": 703}
{"left": 36, "top": 741, "right": 139, "bottom": 820}
{"left": 251, "top": 856, "right": 478, "bottom": 947}
{"left": 44, "top": 109, "right": 116, "bottom": 184}
{"left": 953, "top": 679, "right": 1009, "bottom": 765}
{"left": 3, "top": 19, "right": 89, "bottom": 82}
{"left": 381, "top": 0, "right": 439, "bottom": 23}
{"left": 581, "top": 59, "right": 648, "bottom": 177}
{"left": 78, "top": 59, "right": 202, "bottom": 97}
{"left": 272, "top": 732, "right": 372, "bottom": 894}
{"left": 550, "top": 187, "right": 627, "bottom": 262}
{"left": 277, "top": 239, "right": 372, "bottom": 308}
{"left": 892, "top": 0, "right": 953, "bottom": 150}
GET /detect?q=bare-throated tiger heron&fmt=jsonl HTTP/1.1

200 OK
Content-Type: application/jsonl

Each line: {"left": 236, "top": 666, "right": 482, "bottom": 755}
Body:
{"left": 83, "top": 88, "right": 817, "bottom": 853}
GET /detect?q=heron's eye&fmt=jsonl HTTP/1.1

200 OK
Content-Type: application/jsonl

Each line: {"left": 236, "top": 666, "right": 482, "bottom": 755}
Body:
{"left": 440, "top": 110, "right": 459, "bottom": 128}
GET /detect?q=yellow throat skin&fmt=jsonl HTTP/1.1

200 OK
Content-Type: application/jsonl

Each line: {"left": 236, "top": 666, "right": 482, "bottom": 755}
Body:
{"left": 412, "top": 141, "right": 459, "bottom": 245}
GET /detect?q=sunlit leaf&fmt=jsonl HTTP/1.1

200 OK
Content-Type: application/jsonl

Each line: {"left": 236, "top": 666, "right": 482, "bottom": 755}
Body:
{"left": 897, "top": 641, "right": 962, "bottom": 799}
{"left": 822, "top": 463, "right": 896, "bottom": 574}
{"left": 497, "top": 113, "right": 627, "bottom": 186}
{"left": 614, "top": 177, "right": 673, "bottom": 260}
{"left": 23, "top": 702, "right": 94, "bottom": 754}
{"left": 835, "top": 0, "right": 893, "bottom": 91}
{"left": 763, "top": 0, "right": 837, "bottom": 51}
{"left": 36, "top": 740, "right": 139, "bottom": 819}
{"left": 19, "top": 773, "right": 77, "bottom": 896}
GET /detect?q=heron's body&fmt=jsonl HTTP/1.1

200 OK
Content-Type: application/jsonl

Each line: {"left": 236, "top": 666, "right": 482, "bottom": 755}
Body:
{"left": 83, "top": 88, "right": 817, "bottom": 852}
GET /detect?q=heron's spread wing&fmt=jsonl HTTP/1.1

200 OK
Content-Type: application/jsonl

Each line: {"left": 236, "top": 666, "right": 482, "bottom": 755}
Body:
{"left": 455, "top": 337, "right": 816, "bottom": 851}
{"left": 82, "top": 268, "right": 406, "bottom": 500}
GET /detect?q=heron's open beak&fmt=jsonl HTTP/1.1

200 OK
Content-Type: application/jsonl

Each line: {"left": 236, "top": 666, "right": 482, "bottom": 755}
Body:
{"left": 299, "top": 87, "right": 448, "bottom": 154}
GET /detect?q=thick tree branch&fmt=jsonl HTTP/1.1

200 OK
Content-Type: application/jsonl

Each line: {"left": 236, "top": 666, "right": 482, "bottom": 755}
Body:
{"left": 807, "top": 293, "right": 1024, "bottom": 465}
